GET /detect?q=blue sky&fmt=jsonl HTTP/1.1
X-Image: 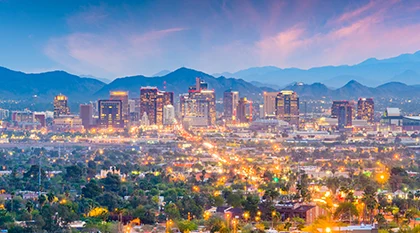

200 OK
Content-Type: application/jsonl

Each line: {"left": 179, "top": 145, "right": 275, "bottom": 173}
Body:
{"left": 1, "top": 0, "right": 420, "bottom": 79}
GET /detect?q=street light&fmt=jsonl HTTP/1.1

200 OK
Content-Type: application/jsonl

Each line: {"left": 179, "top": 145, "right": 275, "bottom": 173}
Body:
{"left": 325, "top": 227, "right": 331, "bottom": 233}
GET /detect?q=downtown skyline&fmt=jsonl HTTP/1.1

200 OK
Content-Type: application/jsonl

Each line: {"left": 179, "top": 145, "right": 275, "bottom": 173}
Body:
{"left": 1, "top": 0, "right": 420, "bottom": 79}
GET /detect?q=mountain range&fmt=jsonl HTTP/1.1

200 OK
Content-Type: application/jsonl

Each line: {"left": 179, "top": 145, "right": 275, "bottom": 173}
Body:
{"left": 215, "top": 51, "right": 420, "bottom": 88}
{"left": 1, "top": 50, "right": 420, "bottom": 104}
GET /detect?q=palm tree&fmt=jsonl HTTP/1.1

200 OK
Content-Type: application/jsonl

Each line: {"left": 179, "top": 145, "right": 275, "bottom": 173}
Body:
{"left": 333, "top": 202, "right": 359, "bottom": 222}
{"left": 361, "top": 186, "right": 377, "bottom": 224}
{"left": 26, "top": 201, "right": 34, "bottom": 220}
{"left": 47, "top": 192, "right": 55, "bottom": 203}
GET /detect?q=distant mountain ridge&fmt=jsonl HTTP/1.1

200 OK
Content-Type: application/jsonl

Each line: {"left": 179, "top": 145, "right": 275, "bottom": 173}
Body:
{"left": 0, "top": 67, "right": 105, "bottom": 101}
{"left": 283, "top": 80, "right": 420, "bottom": 99}
{"left": 221, "top": 51, "right": 420, "bottom": 87}
{"left": 95, "top": 67, "right": 275, "bottom": 100}
{"left": 2, "top": 50, "right": 420, "bottom": 104}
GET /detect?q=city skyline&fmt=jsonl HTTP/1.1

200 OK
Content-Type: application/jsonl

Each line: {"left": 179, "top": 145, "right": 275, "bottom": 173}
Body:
{"left": 1, "top": 0, "right": 420, "bottom": 79}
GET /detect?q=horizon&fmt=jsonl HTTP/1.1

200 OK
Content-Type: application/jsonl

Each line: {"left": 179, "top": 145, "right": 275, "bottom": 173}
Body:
{"left": 2, "top": 0, "right": 420, "bottom": 79}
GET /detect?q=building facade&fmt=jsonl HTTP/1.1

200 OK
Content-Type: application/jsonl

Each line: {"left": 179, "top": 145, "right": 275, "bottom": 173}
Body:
{"left": 140, "top": 87, "right": 174, "bottom": 126}
{"left": 223, "top": 90, "right": 239, "bottom": 123}
{"left": 79, "top": 104, "right": 94, "bottom": 129}
{"left": 275, "top": 90, "right": 299, "bottom": 126}
{"left": 180, "top": 78, "right": 216, "bottom": 127}
{"left": 338, "top": 103, "right": 353, "bottom": 129}
{"left": 110, "top": 91, "right": 129, "bottom": 127}
{"left": 263, "top": 92, "right": 278, "bottom": 118}
{"left": 357, "top": 98, "right": 374, "bottom": 123}
{"left": 53, "top": 94, "right": 70, "bottom": 118}
{"left": 98, "top": 100, "right": 124, "bottom": 129}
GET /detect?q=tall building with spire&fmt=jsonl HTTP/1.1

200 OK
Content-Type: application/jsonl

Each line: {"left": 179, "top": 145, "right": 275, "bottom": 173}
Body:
{"left": 54, "top": 94, "right": 70, "bottom": 118}
{"left": 180, "top": 78, "right": 216, "bottom": 127}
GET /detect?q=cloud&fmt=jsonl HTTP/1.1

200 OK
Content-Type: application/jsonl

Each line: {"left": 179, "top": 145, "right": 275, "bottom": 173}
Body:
{"left": 254, "top": 6, "right": 420, "bottom": 69}
{"left": 44, "top": 28, "right": 187, "bottom": 78}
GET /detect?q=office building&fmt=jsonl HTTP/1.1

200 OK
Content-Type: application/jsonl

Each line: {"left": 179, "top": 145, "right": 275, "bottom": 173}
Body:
{"left": 223, "top": 90, "right": 239, "bottom": 123}
{"left": 331, "top": 101, "right": 349, "bottom": 118}
{"left": 34, "top": 112, "right": 46, "bottom": 127}
{"left": 110, "top": 91, "right": 129, "bottom": 126}
{"left": 140, "top": 87, "right": 174, "bottom": 125}
{"left": 357, "top": 98, "right": 374, "bottom": 123}
{"left": 180, "top": 78, "right": 216, "bottom": 127}
{"left": 98, "top": 100, "right": 124, "bottom": 129}
{"left": 338, "top": 103, "right": 353, "bottom": 129}
{"left": 237, "top": 97, "right": 252, "bottom": 123}
{"left": 54, "top": 94, "right": 70, "bottom": 118}
{"left": 275, "top": 90, "right": 299, "bottom": 126}
{"left": 163, "top": 105, "right": 175, "bottom": 125}
{"left": 263, "top": 92, "right": 278, "bottom": 117}
{"left": 80, "top": 104, "right": 94, "bottom": 129}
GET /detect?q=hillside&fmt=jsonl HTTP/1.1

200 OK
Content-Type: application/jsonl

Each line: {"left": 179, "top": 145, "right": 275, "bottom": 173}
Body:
{"left": 0, "top": 67, "right": 105, "bottom": 101}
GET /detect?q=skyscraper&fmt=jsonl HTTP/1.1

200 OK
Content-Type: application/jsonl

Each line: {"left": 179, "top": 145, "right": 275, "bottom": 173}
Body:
{"left": 263, "top": 92, "right": 278, "bottom": 117}
{"left": 140, "top": 87, "right": 174, "bottom": 125}
{"left": 181, "top": 78, "right": 216, "bottom": 126}
{"left": 98, "top": 100, "right": 124, "bottom": 128}
{"left": 357, "top": 98, "right": 374, "bottom": 123}
{"left": 80, "top": 104, "right": 93, "bottom": 129}
{"left": 140, "top": 87, "right": 158, "bottom": 125}
{"left": 275, "top": 90, "right": 299, "bottom": 126}
{"left": 237, "top": 97, "right": 252, "bottom": 123}
{"left": 338, "top": 103, "right": 353, "bottom": 129}
{"left": 54, "top": 94, "right": 70, "bottom": 118}
{"left": 331, "top": 100, "right": 349, "bottom": 118}
{"left": 110, "top": 91, "right": 129, "bottom": 126}
{"left": 163, "top": 105, "right": 175, "bottom": 125}
{"left": 223, "top": 89, "right": 239, "bottom": 123}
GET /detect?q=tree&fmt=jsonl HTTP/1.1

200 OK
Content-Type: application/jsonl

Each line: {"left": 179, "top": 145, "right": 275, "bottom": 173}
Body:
{"left": 38, "top": 194, "right": 47, "bottom": 207}
{"left": 333, "top": 202, "right": 359, "bottom": 222}
{"left": 165, "top": 203, "right": 181, "bottom": 220}
{"left": 82, "top": 180, "right": 103, "bottom": 199}
{"left": 362, "top": 186, "right": 377, "bottom": 224}
{"left": 101, "top": 173, "right": 121, "bottom": 192}
{"left": 25, "top": 201, "right": 34, "bottom": 220}
{"left": 65, "top": 165, "right": 83, "bottom": 182}
{"left": 242, "top": 195, "right": 259, "bottom": 216}
{"left": 95, "top": 192, "right": 121, "bottom": 211}
{"left": 46, "top": 192, "right": 55, "bottom": 203}
{"left": 177, "top": 220, "right": 198, "bottom": 233}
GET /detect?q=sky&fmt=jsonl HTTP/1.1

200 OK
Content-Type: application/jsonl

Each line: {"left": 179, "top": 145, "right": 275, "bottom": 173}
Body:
{"left": 1, "top": 0, "right": 420, "bottom": 79}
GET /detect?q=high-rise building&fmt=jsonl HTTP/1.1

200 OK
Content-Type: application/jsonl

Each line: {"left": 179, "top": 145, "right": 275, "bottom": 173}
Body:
{"left": 140, "top": 87, "right": 174, "bottom": 125}
{"left": 180, "top": 78, "right": 216, "bottom": 126}
{"left": 98, "top": 100, "right": 124, "bottom": 128}
{"left": 357, "top": 98, "right": 374, "bottom": 123}
{"left": 275, "top": 90, "right": 299, "bottom": 126}
{"left": 331, "top": 100, "right": 349, "bottom": 118}
{"left": 223, "top": 90, "right": 239, "bottom": 123}
{"left": 237, "top": 97, "right": 252, "bottom": 123}
{"left": 54, "top": 94, "right": 70, "bottom": 118}
{"left": 80, "top": 104, "right": 94, "bottom": 129}
{"left": 338, "top": 103, "right": 353, "bottom": 129}
{"left": 110, "top": 91, "right": 129, "bottom": 126}
{"left": 163, "top": 105, "right": 175, "bottom": 125}
{"left": 263, "top": 92, "right": 278, "bottom": 117}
